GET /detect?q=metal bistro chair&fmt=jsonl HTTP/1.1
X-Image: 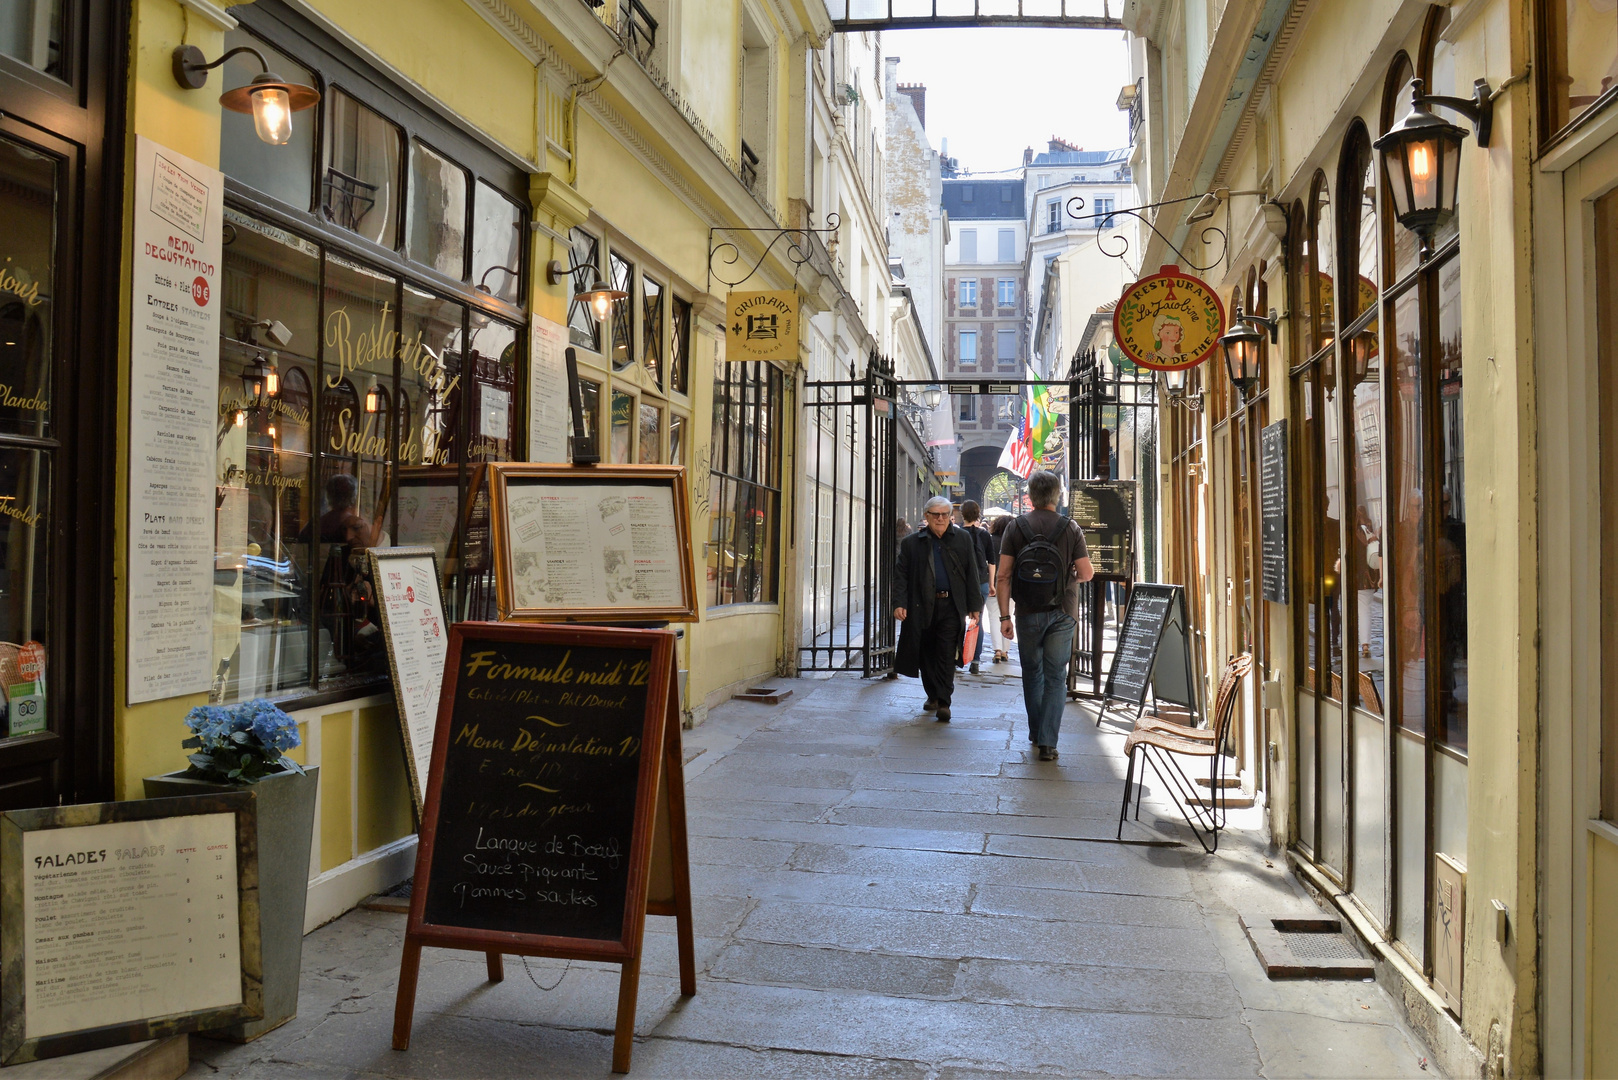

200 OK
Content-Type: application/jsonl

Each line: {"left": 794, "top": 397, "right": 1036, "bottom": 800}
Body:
{"left": 1116, "top": 653, "right": 1252, "bottom": 853}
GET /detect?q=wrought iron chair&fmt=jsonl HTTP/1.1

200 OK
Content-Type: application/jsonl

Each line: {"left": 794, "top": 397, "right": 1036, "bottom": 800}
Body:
{"left": 1116, "top": 652, "right": 1252, "bottom": 853}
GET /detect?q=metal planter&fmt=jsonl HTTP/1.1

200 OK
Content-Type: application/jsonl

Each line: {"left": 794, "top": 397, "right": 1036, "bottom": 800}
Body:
{"left": 143, "top": 765, "right": 319, "bottom": 1042}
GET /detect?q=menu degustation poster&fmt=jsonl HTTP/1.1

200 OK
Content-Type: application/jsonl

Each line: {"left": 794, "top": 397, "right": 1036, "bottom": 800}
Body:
{"left": 126, "top": 136, "right": 224, "bottom": 704}
{"left": 370, "top": 549, "right": 447, "bottom": 810}
{"left": 19, "top": 813, "right": 243, "bottom": 1041}
{"left": 505, "top": 483, "right": 684, "bottom": 613}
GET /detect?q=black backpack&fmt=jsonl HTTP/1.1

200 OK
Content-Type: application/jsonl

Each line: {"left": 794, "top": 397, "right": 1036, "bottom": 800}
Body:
{"left": 1010, "top": 517, "right": 1070, "bottom": 612}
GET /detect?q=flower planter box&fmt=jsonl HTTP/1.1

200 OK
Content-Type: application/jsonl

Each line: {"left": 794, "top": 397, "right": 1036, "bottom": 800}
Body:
{"left": 143, "top": 765, "right": 319, "bottom": 1042}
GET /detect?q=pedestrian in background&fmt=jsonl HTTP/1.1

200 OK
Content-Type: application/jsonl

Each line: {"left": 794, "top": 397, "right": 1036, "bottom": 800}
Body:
{"left": 996, "top": 470, "right": 1094, "bottom": 761}
{"left": 894, "top": 496, "right": 981, "bottom": 723}
{"left": 960, "top": 500, "right": 997, "bottom": 675}
{"left": 988, "top": 514, "right": 1012, "bottom": 663}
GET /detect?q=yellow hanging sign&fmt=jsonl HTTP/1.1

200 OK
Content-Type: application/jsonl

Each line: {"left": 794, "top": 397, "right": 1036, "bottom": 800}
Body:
{"left": 726, "top": 290, "right": 798, "bottom": 363}
{"left": 1112, "top": 264, "right": 1226, "bottom": 372}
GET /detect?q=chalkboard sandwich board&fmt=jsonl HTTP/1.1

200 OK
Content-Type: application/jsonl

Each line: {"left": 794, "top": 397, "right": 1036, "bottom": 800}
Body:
{"left": 1099, "top": 583, "right": 1200, "bottom": 728}
{"left": 1, "top": 793, "right": 263, "bottom": 1064}
{"left": 392, "top": 621, "right": 695, "bottom": 1074}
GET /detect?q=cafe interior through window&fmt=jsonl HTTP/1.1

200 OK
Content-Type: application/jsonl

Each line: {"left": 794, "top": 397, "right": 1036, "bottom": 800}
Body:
{"left": 212, "top": 15, "right": 526, "bottom": 704}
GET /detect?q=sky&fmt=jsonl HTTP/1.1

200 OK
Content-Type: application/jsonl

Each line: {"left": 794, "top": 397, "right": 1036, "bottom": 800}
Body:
{"left": 882, "top": 27, "right": 1133, "bottom": 174}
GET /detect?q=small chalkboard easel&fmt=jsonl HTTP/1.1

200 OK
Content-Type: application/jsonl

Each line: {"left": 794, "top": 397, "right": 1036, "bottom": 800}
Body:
{"left": 1096, "top": 583, "right": 1201, "bottom": 729}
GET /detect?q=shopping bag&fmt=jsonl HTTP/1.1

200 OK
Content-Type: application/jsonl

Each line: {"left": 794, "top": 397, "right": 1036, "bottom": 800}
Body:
{"left": 959, "top": 614, "right": 979, "bottom": 668}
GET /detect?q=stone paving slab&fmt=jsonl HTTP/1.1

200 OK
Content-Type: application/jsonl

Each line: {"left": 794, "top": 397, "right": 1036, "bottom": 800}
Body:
{"left": 185, "top": 672, "right": 1438, "bottom": 1079}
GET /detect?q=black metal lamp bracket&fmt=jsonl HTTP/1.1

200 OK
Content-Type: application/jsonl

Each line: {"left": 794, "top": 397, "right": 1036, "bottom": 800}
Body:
{"left": 1244, "top": 308, "right": 1282, "bottom": 344}
{"left": 1418, "top": 78, "right": 1494, "bottom": 147}
{"left": 707, "top": 214, "right": 841, "bottom": 292}
{"left": 1066, "top": 195, "right": 1228, "bottom": 274}
{"left": 173, "top": 45, "right": 269, "bottom": 90}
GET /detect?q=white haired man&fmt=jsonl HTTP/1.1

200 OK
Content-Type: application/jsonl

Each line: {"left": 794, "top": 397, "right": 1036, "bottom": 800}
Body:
{"left": 894, "top": 496, "right": 982, "bottom": 722}
{"left": 996, "top": 470, "right": 1094, "bottom": 760}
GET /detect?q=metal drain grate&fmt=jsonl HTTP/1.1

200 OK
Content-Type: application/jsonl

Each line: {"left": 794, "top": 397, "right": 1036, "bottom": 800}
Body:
{"left": 1281, "top": 929, "right": 1363, "bottom": 961}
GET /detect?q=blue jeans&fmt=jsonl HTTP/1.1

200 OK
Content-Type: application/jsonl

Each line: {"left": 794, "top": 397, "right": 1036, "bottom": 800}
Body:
{"left": 1016, "top": 609, "right": 1076, "bottom": 748}
{"left": 971, "top": 583, "right": 990, "bottom": 663}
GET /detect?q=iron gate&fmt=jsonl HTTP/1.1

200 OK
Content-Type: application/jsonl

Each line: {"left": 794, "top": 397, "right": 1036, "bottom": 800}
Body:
{"left": 1067, "top": 347, "right": 1161, "bottom": 695}
{"left": 798, "top": 354, "right": 898, "bottom": 676}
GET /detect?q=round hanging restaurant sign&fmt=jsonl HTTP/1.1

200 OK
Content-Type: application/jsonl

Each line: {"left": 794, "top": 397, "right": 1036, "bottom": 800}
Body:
{"left": 1112, "top": 264, "right": 1226, "bottom": 372}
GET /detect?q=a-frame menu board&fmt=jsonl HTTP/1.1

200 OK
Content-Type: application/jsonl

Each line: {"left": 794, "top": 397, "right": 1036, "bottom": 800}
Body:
{"left": 391, "top": 622, "right": 694, "bottom": 1074}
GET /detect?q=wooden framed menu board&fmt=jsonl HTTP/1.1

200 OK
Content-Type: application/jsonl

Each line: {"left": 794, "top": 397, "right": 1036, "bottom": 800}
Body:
{"left": 392, "top": 622, "right": 695, "bottom": 1073}
{"left": 1, "top": 793, "right": 263, "bottom": 1064}
{"left": 368, "top": 546, "right": 449, "bottom": 815}
{"left": 486, "top": 463, "right": 697, "bottom": 622}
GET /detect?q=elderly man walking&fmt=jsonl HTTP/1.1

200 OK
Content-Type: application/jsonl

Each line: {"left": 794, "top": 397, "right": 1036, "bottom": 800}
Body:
{"left": 895, "top": 496, "right": 981, "bottom": 723}
{"left": 996, "top": 470, "right": 1094, "bottom": 760}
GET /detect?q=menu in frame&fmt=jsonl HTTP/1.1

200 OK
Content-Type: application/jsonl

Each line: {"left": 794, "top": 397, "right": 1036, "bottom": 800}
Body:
{"left": 1, "top": 794, "right": 261, "bottom": 1065}
{"left": 528, "top": 316, "right": 570, "bottom": 464}
{"left": 490, "top": 465, "right": 697, "bottom": 622}
{"left": 369, "top": 547, "right": 449, "bottom": 812}
{"left": 126, "top": 136, "right": 224, "bottom": 704}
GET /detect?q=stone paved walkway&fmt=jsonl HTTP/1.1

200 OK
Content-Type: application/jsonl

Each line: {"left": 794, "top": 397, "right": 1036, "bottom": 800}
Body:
{"left": 187, "top": 668, "right": 1437, "bottom": 1079}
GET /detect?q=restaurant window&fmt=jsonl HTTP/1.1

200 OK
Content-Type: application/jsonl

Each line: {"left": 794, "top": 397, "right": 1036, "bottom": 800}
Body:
{"left": 0, "top": 0, "right": 67, "bottom": 78}
{"left": 707, "top": 359, "right": 782, "bottom": 606}
{"left": 669, "top": 413, "right": 687, "bottom": 466}
{"left": 408, "top": 140, "right": 467, "bottom": 279}
{"left": 209, "top": 5, "right": 531, "bottom": 702}
{"left": 643, "top": 276, "right": 665, "bottom": 388}
{"left": 610, "top": 389, "right": 634, "bottom": 463}
{"left": 323, "top": 89, "right": 402, "bottom": 249}
{"left": 639, "top": 402, "right": 662, "bottom": 464}
{"left": 670, "top": 296, "right": 692, "bottom": 395}
{"left": 567, "top": 227, "right": 602, "bottom": 351}
{"left": 1538, "top": 0, "right": 1618, "bottom": 144}
{"left": 609, "top": 251, "right": 636, "bottom": 371}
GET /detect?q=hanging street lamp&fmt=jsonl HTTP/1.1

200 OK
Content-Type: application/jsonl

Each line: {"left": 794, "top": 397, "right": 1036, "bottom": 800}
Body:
{"left": 1218, "top": 300, "right": 1279, "bottom": 400}
{"left": 1374, "top": 77, "right": 1495, "bottom": 257}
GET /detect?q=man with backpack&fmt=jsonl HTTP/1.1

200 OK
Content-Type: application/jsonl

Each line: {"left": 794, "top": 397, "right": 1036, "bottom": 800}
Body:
{"left": 995, "top": 470, "right": 1094, "bottom": 761}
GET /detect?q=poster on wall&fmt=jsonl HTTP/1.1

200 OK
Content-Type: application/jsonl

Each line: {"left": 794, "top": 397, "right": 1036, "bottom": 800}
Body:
{"left": 126, "top": 136, "right": 224, "bottom": 704}
{"left": 529, "top": 315, "right": 570, "bottom": 463}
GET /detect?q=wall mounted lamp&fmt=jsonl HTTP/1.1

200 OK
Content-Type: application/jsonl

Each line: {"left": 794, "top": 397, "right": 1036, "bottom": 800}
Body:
{"left": 1160, "top": 366, "right": 1203, "bottom": 412}
{"left": 241, "top": 353, "right": 277, "bottom": 409}
{"left": 1374, "top": 77, "right": 1494, "bottom": 254}
{"left": 1186, "top": 187, "right": 1269, "bottom": 226}
{"left": 364, "top": 384, "right": 382, "bottom": 414}
{"left": 173, "top": 45, "right": 320, "bottom": 145}
{"left": 545, "top": 258, "right": 627, "bottom": 323}
{"left": 1218, "top": 300, "right": 1279, "bottom": 399}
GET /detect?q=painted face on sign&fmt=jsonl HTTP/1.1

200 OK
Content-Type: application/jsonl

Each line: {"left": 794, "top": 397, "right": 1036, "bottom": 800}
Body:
{"left": 1154, "top": 315, "right": 1184, "bottom": 354}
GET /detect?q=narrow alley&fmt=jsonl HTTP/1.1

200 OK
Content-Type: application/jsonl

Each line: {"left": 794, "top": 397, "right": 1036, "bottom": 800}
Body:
{"left": 187, "top": 671, "right": 1432, "bottom": 1079}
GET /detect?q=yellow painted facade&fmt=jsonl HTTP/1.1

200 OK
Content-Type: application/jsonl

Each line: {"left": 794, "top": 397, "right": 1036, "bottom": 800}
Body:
{"left": 99, "top": 0, "right": 834, "bottom": 931}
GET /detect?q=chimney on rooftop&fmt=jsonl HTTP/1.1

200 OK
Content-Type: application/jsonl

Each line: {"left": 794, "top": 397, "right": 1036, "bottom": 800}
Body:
{"left": 1023, "top": 146, "right": 1034, "bottom": 166}
{"left": 897, "top": 83, "right": 926, "bottom": 129}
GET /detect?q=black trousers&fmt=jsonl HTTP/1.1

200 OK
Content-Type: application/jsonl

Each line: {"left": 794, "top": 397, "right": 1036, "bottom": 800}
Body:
{"left": 918, "top": 605, "right": 962, "bottom": 708}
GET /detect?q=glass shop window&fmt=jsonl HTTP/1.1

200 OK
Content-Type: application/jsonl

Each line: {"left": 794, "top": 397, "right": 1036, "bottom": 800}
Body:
{"left": 610, "top": 250, "right": 636, "bottom": 370}
{"left": 1433, "top": 256, "right": 1467, "bottom": 752}
{"left": 323, "top": 89, "right": 402, "bottom": 249}
{"left": 670, "top": 296, "right": 692, "bottom": 395}
{"left": 467, "top": 315, "right": 517, "bottom": 462}
{"left": 577, "top": 377, "right": 602, "bottom": 450}
{"left": 1541, "top": 0, "right": 1618, "bottom": 140}
{"left": 472, "top": 180, "right": 522, "bottom": 304}
{"left": 567, "top": 227, "right": 602, "bottom": 351}
{"left": 610, "top": 388, "right": 634, "bottom": 463}
{"left": 638, "top": 402, "right": 662, "bottom": 464}
{"left": 643, "top": 276, "right": 665, "bottom": 388}
{"left": 707, "top": 359, "right": 782, "bottom": 606}
{"left": 669, "top": 413, "right": 687, "bottom": 466}
{"left": 220, "top": 30, "right": 318, "bottom": 212}
{"left": 0, "top": 0, "right": 67, "bottom": 79}
{"left": 407, "top": 140, "right": 468, "bottom": 280}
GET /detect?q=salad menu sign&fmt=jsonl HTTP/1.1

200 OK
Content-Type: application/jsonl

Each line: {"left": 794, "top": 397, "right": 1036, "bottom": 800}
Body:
{"left": 393, "top": 622, "right": 695, "bottom": 1073}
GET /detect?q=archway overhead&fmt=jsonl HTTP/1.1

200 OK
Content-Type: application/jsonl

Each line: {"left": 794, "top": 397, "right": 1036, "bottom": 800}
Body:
{"left": 829, "top": 0, "right": 1122, "bottom": 32}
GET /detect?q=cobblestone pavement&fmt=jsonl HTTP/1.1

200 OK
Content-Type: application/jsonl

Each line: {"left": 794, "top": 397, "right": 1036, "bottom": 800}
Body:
{"left": 187, "top": 666, "right": 1437, "bottom": 1079}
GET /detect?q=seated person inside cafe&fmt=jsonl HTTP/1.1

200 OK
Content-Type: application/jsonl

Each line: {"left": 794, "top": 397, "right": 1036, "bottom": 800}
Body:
{"left": 894, "top": 496, "right": 983, "bottom": 723}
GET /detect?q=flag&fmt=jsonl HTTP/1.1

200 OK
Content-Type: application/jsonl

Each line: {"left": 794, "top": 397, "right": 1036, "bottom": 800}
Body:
{"left": 1027, "top": 383, "right": 1057, "bottom": 463}
{"left": 997, "top": 409, "right": 1033, "bottom": 478}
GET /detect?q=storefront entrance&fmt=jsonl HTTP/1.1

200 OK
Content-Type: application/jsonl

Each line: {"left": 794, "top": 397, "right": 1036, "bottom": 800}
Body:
{"left": 0, "top": 0, "right": 123, "bottom": 809}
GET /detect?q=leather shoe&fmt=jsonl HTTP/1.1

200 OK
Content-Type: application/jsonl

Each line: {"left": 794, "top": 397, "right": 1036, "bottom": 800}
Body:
{"left": 923, "top": 698, "right": 938, "bottom": 712}
{"left": 969, "top": 662, "right": 980, "bottom": 675}
{"left": 936, "top": 707, "right": 951, "bottom": 722}
{"left": 1037, "top": 745, "right": 1057, "bottom": 761}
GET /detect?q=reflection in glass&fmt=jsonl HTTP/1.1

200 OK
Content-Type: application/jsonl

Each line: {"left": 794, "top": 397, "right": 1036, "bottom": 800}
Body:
{"left": 1348, "top": 315, "right": 1384, "bottom": 712}
{"left": 1545, "top": 0, "right": 1618, "bottom": 135}
{"left": 578, "top": 378, "right": 601, "bottom": 451}
{"left": 610, "top": 251, "right": 635, "bottom": 371}
{"left": 1322, "top": 349, "right": 1344, "bottom": 700}
{"left": 0, "top": 448, "right": 49, "bottom": 658}
{"left": 217, "top": 213, "right": 321, "bottom": 701}
{"left": 567, "top": 228, "right": 601, "bottom": 352}
{"left": 610, "top": 389, "right": 633, "bottom": 463}
{"left": 1389, "top": 287, "right": 1425, "bottom": 734}
{"left": 1298, "top": 372, "right": 1320, "bottom": 692}
{"left": 1435, "top": 257, "right": 1466, "bottom": 751}
{"left": 408, "top": 141, "right": 467, "bottom": 279}
{"left": 323, "top": 90, "right": 401, "bottom": 249}
{"left": 1314, "top": 178, "right": 1336, "bottom": 353}
{"left": 707, "top": 360, "right": 781, "bottom": 606}
{"left": 400, "top": 286, "right": 464, "bottom": 471}
{"left": 638, "top": 402, "right": 661, "bottom": 464}
{"left": 221, "top": 31, "right": 317, "bottom": 211}
{"left": 0, "top": 0, "right": 65, "bottom": 78}
{"left": 643, "top": 276, "right": 664, "bottom": 388}
{"left": 671, "top": 296, "right": 692, "bottom": 395}
{"left": 669, "top": 413, "right": 686, "bottom": 466}
{"left": 0, "top": 135, "right": 55, "bottom": 440}
{"left": 472, "top": 180, "right": 521, "bottom": 303}
{"left": 467, "top": 316, "right": 516, "bottom": 462}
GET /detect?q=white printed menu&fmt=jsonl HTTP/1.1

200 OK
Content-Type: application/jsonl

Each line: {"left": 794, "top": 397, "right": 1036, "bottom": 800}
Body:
{"left": 373, "top": 551, "right": 447, "bottom": 809}
{"left": 504, "top": 483, "right": 683, "bottom": 612}
{"left": 22, "top": 814, "right": 242, "bottom": 1039}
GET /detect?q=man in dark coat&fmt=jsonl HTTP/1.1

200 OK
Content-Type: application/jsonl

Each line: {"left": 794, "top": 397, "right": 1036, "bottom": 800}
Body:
{"left": 895, "top": 496, "right": 981, "bottom": 722}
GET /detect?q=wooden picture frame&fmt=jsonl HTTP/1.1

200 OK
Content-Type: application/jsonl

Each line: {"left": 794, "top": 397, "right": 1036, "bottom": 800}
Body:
{"left": 486, "top": 463, "right": 697, "bottom": 622}
{"left": 367, "top": 545, "right": 449, "bottom": 815}
{"left": 1, "top": 793, "right": 263, "bottom": 1064}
